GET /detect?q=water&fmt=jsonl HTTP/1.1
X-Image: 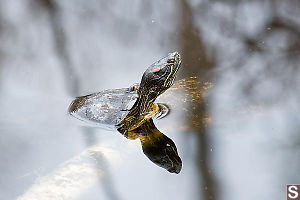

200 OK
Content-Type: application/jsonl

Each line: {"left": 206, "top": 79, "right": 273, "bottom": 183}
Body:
{"left": 1, "top": 1, "right": 300, "bottom": 200}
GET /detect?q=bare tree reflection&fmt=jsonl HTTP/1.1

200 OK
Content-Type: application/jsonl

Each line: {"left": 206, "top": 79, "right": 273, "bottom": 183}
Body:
{"left": 177, "top": 1, "right": 300, "bottom": 198}
{"left": 83, "top": 127, "right": 122, "bottom": 200}
{"left": 35, "top": 1, "right": 122, "bottom": 199}
{"left": 243, "top": 17, "right": 300, "bottom": 104}
{"left": 179, "top": 0, "right": 217, "bottom": 199}
{"left": 0, "top": 10, "right": 5, "bottom": 91}
{"left": 34, "top": 0, "right": 80, "bottom": 96}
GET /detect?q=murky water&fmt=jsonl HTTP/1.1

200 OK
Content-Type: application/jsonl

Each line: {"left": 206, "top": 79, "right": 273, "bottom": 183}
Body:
{"left": 0, "top": 1, "right": 300, "bottom": 200}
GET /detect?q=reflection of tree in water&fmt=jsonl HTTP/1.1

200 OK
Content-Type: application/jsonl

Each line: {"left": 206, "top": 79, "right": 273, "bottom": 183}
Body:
{"left": 36, "top": 1, "right": 122, "bottom": 200}
{"left": 178, "top": 0, "right": 218, "bottom": 199}
{"left": 35, "top": 0, "right": 80, "bottom": 96}
{"left": 176, "top": 1, "right": 300, "bottom": 199}
{"left": 82, "top": 128, "right": 122, "bottom": 200}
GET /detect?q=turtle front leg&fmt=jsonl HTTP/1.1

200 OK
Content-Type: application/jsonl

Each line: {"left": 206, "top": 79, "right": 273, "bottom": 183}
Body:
{"left": 126, "top": 104, "right": 159, "bottom": 132}
{"left": 144, "top": 103, "right": 159, "bottom": 120}
{"left": 119, "top": 103, "right": 159, "bottom": 133}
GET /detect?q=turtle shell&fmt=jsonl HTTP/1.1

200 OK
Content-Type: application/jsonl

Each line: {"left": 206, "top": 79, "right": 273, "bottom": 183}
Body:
{"left": 68, "top": 86, "right": 138, "bottom": 129}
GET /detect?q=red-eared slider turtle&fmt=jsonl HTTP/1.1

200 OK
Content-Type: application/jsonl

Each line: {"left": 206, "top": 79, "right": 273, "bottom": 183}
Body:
{"left": 68, "top": 52, "right": 181, "bottom": 133}
{"left": 68, "top": 52, "right": 182, "bottom": 173}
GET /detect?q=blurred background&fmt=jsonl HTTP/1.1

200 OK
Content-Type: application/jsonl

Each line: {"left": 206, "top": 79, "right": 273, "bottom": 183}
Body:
{"left": 0, "top": 0, "right": 300, "bottom": 200}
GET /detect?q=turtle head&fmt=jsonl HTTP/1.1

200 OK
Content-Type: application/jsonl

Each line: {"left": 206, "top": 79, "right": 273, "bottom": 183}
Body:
{"left": 138, "top": 52, "right": 181, "bottom": 101}
{"left": 141, "top": 133, "right": 182, "bottom": 174}
{"left": 130, "top": 119, "right": 182, "bottom": 174}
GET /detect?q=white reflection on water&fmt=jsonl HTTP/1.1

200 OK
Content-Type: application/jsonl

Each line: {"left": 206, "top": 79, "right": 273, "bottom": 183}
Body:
{"left": 17, "top": 146, "right": 121, "bottom": 200}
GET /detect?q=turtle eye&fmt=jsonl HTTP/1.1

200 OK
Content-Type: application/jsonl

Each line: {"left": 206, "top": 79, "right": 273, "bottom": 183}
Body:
{"left": 167, "top": 58, "right": 175, "bottom": 63}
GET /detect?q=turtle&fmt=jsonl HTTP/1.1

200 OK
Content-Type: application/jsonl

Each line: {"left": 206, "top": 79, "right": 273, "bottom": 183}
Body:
{"left": 68, "top": 52, "right": 182, "bottom": 173}
{"left": 68, "top": 51, "right": 181, "bottom": 134}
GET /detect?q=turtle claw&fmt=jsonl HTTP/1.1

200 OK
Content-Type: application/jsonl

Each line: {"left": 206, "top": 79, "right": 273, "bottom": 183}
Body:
{"left": 129, "top": 83, "right": 140, "bottom": 92}
{"left": 144, "top": 104, "right": 159, "bottom": 120}
{"left": 154, "top": 103, "right": 170, "bottom": 120}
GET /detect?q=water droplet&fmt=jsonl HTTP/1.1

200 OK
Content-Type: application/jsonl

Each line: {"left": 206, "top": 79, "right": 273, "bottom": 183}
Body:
{"left": 151, "top": 19, "right": 155, "bottom": 23}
